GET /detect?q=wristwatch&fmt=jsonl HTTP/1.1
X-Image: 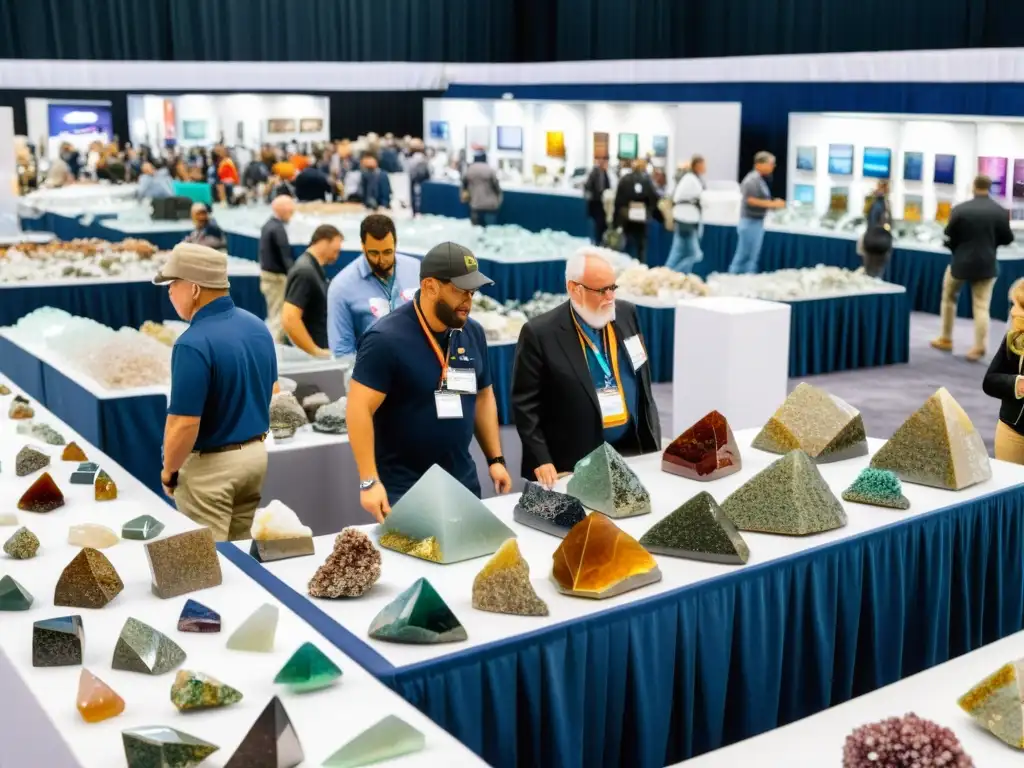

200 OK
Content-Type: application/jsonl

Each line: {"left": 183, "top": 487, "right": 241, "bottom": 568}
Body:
{"left": 359, "top": 477, "right": 378, "bottom": 491}
{"left": 487, "top": 456, "right": 507, "bottom": 467}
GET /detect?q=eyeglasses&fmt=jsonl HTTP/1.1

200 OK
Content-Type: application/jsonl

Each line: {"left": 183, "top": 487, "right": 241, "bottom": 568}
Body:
{"left": 574, "top": 281, "right": 618, "bottom": 297}
{"left": 436, "top": 278, "right": 476, "bottom": 298}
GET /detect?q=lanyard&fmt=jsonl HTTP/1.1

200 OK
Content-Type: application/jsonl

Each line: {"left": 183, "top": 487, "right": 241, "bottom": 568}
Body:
{"left": 374, "top": 273, "right": 397, "bottom": 310}
{"left": 571, "top": 311, "right": 621, "bottom": 388}
{"left": 413, "top": 298, "right": 453, "bottom": 389}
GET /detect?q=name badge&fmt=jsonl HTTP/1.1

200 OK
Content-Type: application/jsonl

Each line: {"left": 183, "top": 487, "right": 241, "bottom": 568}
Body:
{"left": 400, "top": 288, "right": 416, "bottom": 301}
{"left": 435, "top": 390, "right": 463, "bottom": 419}
{"left": 445, "top": 367, "right": 477, "bottom": 394}
{"left": 368, "top": 297, "right": 390, "bottom": 319}
{"left": 597, "top": 387, "right": 627, "bottom": 422}
{"left": 623, "top": 335, "right": 648, "bottom": 371}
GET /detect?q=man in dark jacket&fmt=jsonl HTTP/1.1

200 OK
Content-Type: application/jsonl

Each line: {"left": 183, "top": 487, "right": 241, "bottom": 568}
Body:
{"left": 512, "top": 249, "right": 661, "bottom": 486}
{"left": 259, "top": 194, "right": 296, "bottom": 343}
{"left": 931, "top": 174, "right": 1015, "bottom": 362}
{"left": 613, "top": 159, "right": 663, "bottom": 263}
{"left": 584, "top": 158, "right": 611, "bottom": 245}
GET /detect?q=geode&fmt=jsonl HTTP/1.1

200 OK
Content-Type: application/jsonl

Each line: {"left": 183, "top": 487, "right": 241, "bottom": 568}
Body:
{"left": 301, "top": 391, "right": 330, "bottom": 423}
{"left": 308, "top": 529, "right": 382, "bottom": 598}
{"left": 270, "top": 392, "right": 308, "bottom": 431}
{"left": 312, "top": 398, "right": 347, "bottom": 434}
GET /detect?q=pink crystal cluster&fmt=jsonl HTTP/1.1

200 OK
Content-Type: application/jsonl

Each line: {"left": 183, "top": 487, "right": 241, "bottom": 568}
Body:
{"left": 842, "top": 714, "right": 974, "bottom": 768}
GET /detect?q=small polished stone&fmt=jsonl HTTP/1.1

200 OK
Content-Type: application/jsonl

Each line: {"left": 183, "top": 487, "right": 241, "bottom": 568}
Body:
{"left": 54, "top": 547, "right": 124, "bottom": 609}
{"left": 552, "top": 514, "right": 661, "bottom": 599}
{"left": 323, "top": 715, "right": 425, "bottom": 767}
{"left": 274, "top": 642, "right": 342, "bottom": 693}
{"left": 122, "top": 515, "right": 164, "bottom": 541}
{"left": 170, "top": 670, "right": 243, "bottom": 711}
{"left": 472, "top": 539, "right": 548, "bottom": 616}
{"left": 122, "top": 726, "right": 219, "bottom": 767}
{"left": 77, "top": 668, "right": 125, "bottom": 723}
{"left": 0, "top": 574, "right": 33, "bottom": 610}
{"left": 68, "top": 523, "right": 119, "bottom": 549}
{"left": 224, "top": 696, "right": 303, "bottom": 768}
{"left": 62, "top": 442, "right": 88, "bottom": 462}
{"left": 3, "top": 527, "right": 39, "bottom": 559}
{"left": 15, "top": 446, "right": 50, "bottom": 477}
{"left": 33, "top": 615, "right": 84, "bottom": 667}
{"left": 71, "top": 462, "right": 99, "bottom": 485}
{"left": 17, "top": 472, "right": 65, "bottom": 512}
{"left": 94, "top": 470, "right": 118, "bottom": 501}
{"left": 177, "top": 599, "right": 220, "bottom": 633}
{"left": 8, "top": 395, "right": 33, "bottom": 420}
{"left": 113, "top": 617, "right": 186, "bottom": 675}
{"left": 226, "top": 604, "right": 278, "bottom": 652}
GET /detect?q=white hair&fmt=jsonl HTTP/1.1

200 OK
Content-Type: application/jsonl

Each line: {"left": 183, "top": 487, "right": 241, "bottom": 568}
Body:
{"left": 565, "top": 248, "right": 611, "bottom": 284}
{"left": 190, "top": 202, "right": 207, "bottom": 215}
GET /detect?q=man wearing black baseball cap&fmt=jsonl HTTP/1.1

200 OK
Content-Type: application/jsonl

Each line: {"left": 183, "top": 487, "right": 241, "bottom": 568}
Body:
{"left": 346, "top": 241, "right": 513, "bottom": 520}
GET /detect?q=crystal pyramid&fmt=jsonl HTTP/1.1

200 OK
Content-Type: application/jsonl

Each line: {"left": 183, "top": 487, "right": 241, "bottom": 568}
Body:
{"left": 16, "top": 445, "right": 50, "bottom": 476}
{"left": 145, "top": 528, "right": 222, "bottom": 598}
{"left": 307, "top": 529, "right": 382, "bottom": 598}
{"left": 113, "top": 617, "right": 187, "bottom": 675}
{"left": 842, "top": 468, "right": 910, "bottom": 510}
{"left": 171, "top": 670, "right": 243, "bottom": 711}
{"left": 662, "top": 410, "right": 742, "bottom": 481}
{"left": 226, "top": 603, "right": 278, "bottom": 652}
{"left": 78, "top": 668, "right": 125, "bottom": 723}
{"left": 178, "top": 599, "right": 220, "bottom": 633}
{"left": 721, "top": 450, "right": 847, "bottom": 535}
{"left": 472, "top": 539, "right": 548, "bottom": 616}
{"left": 122, "top": 514, "right": 164, "bottom": 541}
{"left": 368, "top": 577, "right": 467, "bottom": 644}
{"left": 512, "top": 481, "right": 586, "bottom": 537}
{"left": 62, "top": 442, "right": 88, "bottom": 461}
{"left": 94, "top": 470, "right": 117, "bottom": 501}
{"left": 870, "top": 387, "right": 992, "bottom": 490}
{"left": 224, "top": 696, "right": 304, "bottom": 768}
{"left": 122, "top": 726, "right": 219, "bottom": 767}
{"left": 0, "top": 574, "right": 33, "bottom": 610}
{"left": 274, "top": 642, "right": 342, "bottom": 693}
{"left": 958, "top": 659, "right": 1024, "bottom": 749}
{"left": 33, "top": 615, "right": 84, "bottom": 667}
{"left": 3, "top": 526, "right": 39, "bottom": 559}
{"left": 752, "top": 383, "right": 868, "bottom": 462}
{"left": 551, "top": 513, "right": 661, "bottom": 599}
{"left": 323, "top": 715, "right": 425, "bottom": 767}
{"left": 640, "top": 491, "right": 750, "bottom": 563}
{"left": 378, "top": 464, "right": 515, "bottom": 564}
{"left": 566, "top": 443, "right": 651, "bottom": 518}
{"left": 54, "top": 547, "right": 124, "bottom": 608}
{"left": 17, "top": 472, "right": 65, "bottom": 512}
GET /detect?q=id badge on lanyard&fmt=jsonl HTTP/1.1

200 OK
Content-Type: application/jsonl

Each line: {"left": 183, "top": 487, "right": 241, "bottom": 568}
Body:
{"left": 597, "top": 386, "right": 627, "bottom": 424}
{"left": 574, "top": 315, "right": 629, "bottom": 428}
{"left": 415, "top": 299, "right": 470, "bottom": 419}
{"left": 445, "top": 367, "right": 477, "bottom": 394}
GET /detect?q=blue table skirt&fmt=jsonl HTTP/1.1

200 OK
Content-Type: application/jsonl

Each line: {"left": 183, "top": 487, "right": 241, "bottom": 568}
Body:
{"left": 220, "top": 483, "right": 1024, "bottom": 768}
{"left": 0, "top": 334, "right": 46, "bottom": 401}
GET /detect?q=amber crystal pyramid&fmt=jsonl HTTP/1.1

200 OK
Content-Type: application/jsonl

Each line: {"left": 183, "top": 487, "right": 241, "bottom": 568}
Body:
{"left": 566, "top": 443, "right": 651, "bottom": 518}
{"left": 640, "top": 491, "right": 749, "bottom": 564}
{"left": 472, "top": 539, "right": 548, "bottom": 616}
{"left": 662, "top": 410, "right": 742, "bottom": 481}
{"left": 17, "top": 472, "right": 65, "bottom": 512}
{"left": 77, "top": 668, "right": 125, "bottom": 723}
{"left": 62, "top": 442, "right": 88, "bottom": 462}
{"left": 94, "top": 471, "right": 117, "bottom": 501}
{"left": 551, "top": 513, "right": 661, "bottom": 599}
{"left": 752, "top": 383, "right": 868, "bottom": 463}
{"left": 871, "top": 387, "right": 992, "bottom": 490}
{"left": 721, "top": 450, "right": 847, "bottom": 536}
{"left": 54, "top": 547, "right": 125, "bottom": 609}
{"left": 958, "top": 659, "right": 1024, "bottom": 749}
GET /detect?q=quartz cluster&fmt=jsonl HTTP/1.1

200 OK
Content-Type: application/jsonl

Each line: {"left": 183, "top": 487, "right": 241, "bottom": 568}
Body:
{"left": 842, "top": 714, "right": 974, "bottom": 767}
{"left": 708, "top": 265, "right": 887, "bottom": 300}
{"left": 0, "top": 237, "right": 161, "bottom": 283}
{"left": 842, "top": 468, "right": 910, "bottom": 510}
{"left": 308, "top": 528, "right": 381, "bottom": 598}
{"left": 250, "top": 500, "right": 314, "bottom": 562}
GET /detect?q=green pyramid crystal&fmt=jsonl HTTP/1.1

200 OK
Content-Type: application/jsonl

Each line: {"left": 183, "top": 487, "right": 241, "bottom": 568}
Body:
{"left": 567, "top": 443, "right": 651, "bottom": 518}
{"left": 122, "top": 515, "right": 165, "bottom": 541}
{"left": 752, "top": 383, "right": 868, "bottom": 462}
{"left": 323, "top": 715, "right": 426, "bottom": 767}
{"left": 378, "top": 464, "right": 515, "bottom": 564}
{"left": 842, "top": 468, "right": 910, "bottom": 510}
{"left": 368, "top": 578, "right": 467, "bottom": 644}
{"left": 274, "top": 642, "right": 342, "bottom": 693}
{"left": 122, "top": 725, "right": 219, "bottom": 767}
{"left": 113, "top": 617, "right": 187, "bottom": 675}
{"left": 721, "top": 450, "right": 847, "bottom": 536}
{"left": 170, "top": 670, "right": 243, "bottom": 711}
{"left": 958, "top": 659, "right": 1024, "bottom": 749}
{"left": 0, "top": 574, "right": 33, "bottom": 610}
{"left": 639, "top": 491, "right": 750, "bottom": 564}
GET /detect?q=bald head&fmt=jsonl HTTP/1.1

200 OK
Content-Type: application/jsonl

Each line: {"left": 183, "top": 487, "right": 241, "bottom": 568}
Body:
{"left": 271, "top": 195, "right": 296, "bottom": 223}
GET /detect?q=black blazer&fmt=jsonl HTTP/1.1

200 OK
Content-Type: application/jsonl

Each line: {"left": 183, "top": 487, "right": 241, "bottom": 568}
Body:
{"left": 613, "top": 171, "right": 663, "bottom": 232}
{"left": 945, "top": 195, "right": 1014, "bottom": 282}
{"left": 511, "top": 300, "right": 661, "bottom": 481}
{"left": 983, "top": 341, "right": 1024, "bottom": 435}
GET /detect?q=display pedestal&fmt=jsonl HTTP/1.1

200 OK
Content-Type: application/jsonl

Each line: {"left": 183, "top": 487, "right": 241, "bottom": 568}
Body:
{"left": 672, "top": 297, "right": 790, "bottom": 435}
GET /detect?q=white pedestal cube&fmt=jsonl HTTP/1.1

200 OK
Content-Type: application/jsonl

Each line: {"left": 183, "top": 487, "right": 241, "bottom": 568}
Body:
{"left": 672, "top": 297, "right": 791, "bottom": 436}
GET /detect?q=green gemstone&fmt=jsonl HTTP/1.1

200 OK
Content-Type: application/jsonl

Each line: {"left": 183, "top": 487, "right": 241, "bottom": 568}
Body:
{"left": 567, "top": 443, "right": 651, "bottom": 518}
{"left": 273, "top": 642, "right": 342, "bottom": 692}
{"left": 368, "top": 578, "right": 467, "bottom": 644}
{"left": 170, "top": 670, "right": 243, "bottom": 711}
{"left": 0, "top": 575, "right": 33, "bottom": 610}
{"left": 122, "top": 515, "right": 165, "bottom": 541}
{"left": 122, "top": 725, "right": 219, "bottom": 767}
{"left": 323, "top": 715, "right": 425, "bottom": 767}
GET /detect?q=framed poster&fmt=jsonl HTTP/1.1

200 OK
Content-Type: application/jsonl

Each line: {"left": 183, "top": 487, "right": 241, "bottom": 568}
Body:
{"left": 795, "top": 146, "right": 816, "bottom": 172}
{"left": 903, "top": 151, "right": 923, "bottom": 181}
{"left": 652, "top": 135, "right": 668, "bottom": 159}
{"left": 934, "top": 154, "right": 956, "bottom": 185}
{"left": 978, "top": 156, "right": 1008, "bottom": 197}
{"left": 827, "top": 144, "right": 854, "bottom": 175}
{"left": 497, "top": 126, "right": 523, "bottom": 151}
{"left": 545, "top": 131, "right": 566, "bottom": 159}
{"left": 903, "top": 195, "right": 923, "bottom": 222}
{"left": 1013, "top": 159, "right": 1024, "bottom": 201}
{"left": 182, "top": 120, "right": 207, "bottom": 140}
{"left": 618, "top": 133, "right": 638, "bottom": 160}
{"left": 862, "top": 147, "right": 892, "bottom": 179}
{"left": 593, "top": 132, "right": 609, "bottom": 160}
{"left": 267, "top": 118, "right": 296, "bottom": 134}
{"left": 428, "top": 120, "right": 449, "bottom": 140}
{"left": 299, "top": 118, "right": 323, "bottom": 133}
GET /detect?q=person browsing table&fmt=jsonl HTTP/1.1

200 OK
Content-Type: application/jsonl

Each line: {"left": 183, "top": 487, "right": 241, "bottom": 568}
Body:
{"left": 346, "top": 242, "right": 513, "bottom": 521}
{"left": 281, "top": 224, "right": 343, "bottom": 358}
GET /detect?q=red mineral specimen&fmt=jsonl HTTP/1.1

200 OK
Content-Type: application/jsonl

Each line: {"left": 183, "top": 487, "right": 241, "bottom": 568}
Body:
{"left": 662, "top": 410, "right": 741, "bottom": 481}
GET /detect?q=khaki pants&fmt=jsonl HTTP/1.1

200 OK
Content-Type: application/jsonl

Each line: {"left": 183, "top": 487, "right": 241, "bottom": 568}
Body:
{"left": 939, "top": 267, "right": 995, "bottom": 352}
{"left": 174, "top": 441, "right": 268, "bottom": 541}
{"left": 995, "top": 420, "right": 1024, "bottom": 465}
{"left": 260, "top": 271, "right": 288, "bottom": 343}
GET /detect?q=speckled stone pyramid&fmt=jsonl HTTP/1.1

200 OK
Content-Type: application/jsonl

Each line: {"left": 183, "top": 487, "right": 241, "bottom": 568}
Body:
{"left": 122, "top": 726, "right": 219, "bottom": 768}
{"left": 224, "top": 696, "right": 304, "bottom": 768}
{"left": 145, "top": 528, "right": 222, "bottom": 599}
{"left": 639, "top": 491, "right": 750, "bottom": 564}
{"left": 842, "top": 468, "right": 910, "bottom": 510}
{"left": 112, "top": 617, "right": 186, "bottom": 675}
{"left": 662, "top": 410, "right": 742, "bottom": 481}
{"left": 566, "top": 443, "right": 651, "bottom": 518}
{"left": 552, "top": 513, "right": 661, "bottom": 599}
{"left": 378, "top": 464, "right": 515, "bottom": 564}
{"left": 54, "top": 547, "right": 124, "bottom": 609}
{"left": 33, "top": 615, "right": 84, "bottom": 667}
{"left": 368, "top": 578, "right": 467, "bottom": 644}
{"left": 171, "top": 670, "right": 243, "bottom": 711}
{"left": 752, "top": 383, "right": 868, "bottom": 463}
{"left": 15, "top": 446, "right": 50, "bottom": 477}
{"left": 721, "top": 450, "right": 847, "bottom": 536}
{"left": 958, "top": 658, "right": 1024, "bottom": 749}
{"left": 870, "top": 387, "right": 992, "bottom": 490}
{"left": 472, "top": 539, "right": 548, "bottom": 616}
{"left": 512, "top": 481, "right": 586, "bottom": 538}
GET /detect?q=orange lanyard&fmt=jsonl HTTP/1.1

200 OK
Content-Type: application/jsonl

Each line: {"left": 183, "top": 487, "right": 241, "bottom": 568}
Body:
{"left": 571, "top": 312, "right": 623, "bottom": 390}
{"left": 414, "top": 298, "right": 450, "bottom": 387}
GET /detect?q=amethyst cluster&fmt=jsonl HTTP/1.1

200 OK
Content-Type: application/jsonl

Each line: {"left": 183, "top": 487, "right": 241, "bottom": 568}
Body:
{"left": 842, "top": 713, "right": 974, "bottom": 767}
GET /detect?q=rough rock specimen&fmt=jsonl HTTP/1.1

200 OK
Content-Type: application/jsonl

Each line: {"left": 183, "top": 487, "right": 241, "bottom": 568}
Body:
{"left": 270, "top": 392, "right": 308, "bottom": 431}
{"left": 178, "top": 599, "right": 221, "bottom": 633}
{"left": 271, "top": 426, "right": 296, "bottom": 441}
{"left": 0, "top": 574, "right": 33, "bottom": 610}
{"left": 224, "top": 696, "right": 303, "bottom": 768}
{"left": 249, "top": 500, "right": 314, "bottom": 562}
{"left": 301, "top": 391, "right": 330, "bottom": 422}
{"left": 368, "top": 578, "right": 467, "bottom": 644}
{"left": 274, "top": 642, "right": 342, "bottom": 693}
{"left": 639, "top": 491, "right": 750, "bottom": 564}
{"left": 662, "top": 410, "right": 742, "bottom": 480}
{"left": 842, "top": 714, "right": 974, "bottom": 768}
{"left": 958, "top": 658, "right": 1024, "bottom": 750}
{"left": 8, "top": 395, "right": 33, "bottom": 419}
{"left": 842, "top": 468, "right": 910, "bottom": 510}
{"left": 171, "top": 670, "right": 243, "bottom": 711}
{"left": 567, "top": 443, "right": 651, "bottom": 518}
{"left": 33, "top": 615, "right": 84, "bottom": 667}
{"left": 68, "top": 523, "right": 119, "bottom": 549}
{"left": 3, "top": 526, "right": 40, "bottom": 559}
{"left": 18, "top": 472, "right": 65, "bottom": 512}
{"left": 122, "top": 726, "right": 219, "bottom": 768}
{"left": 122, "top": 515, "right": 164, "bottom": 541}
{"left": 0, "top": 383, "right": 9, "bottom": 395}
{"left": 308, "top": 529, "right": 381, "bottom": 598}
{"left": 113, "top": 617, "right": 187, "bottom": 675}
{"left": 62, "top": 441, "right": 88, "bottom": 461}
{"left": 15, "top": 446, "right": 50, "bottom": 476}
{"left": 312, "top": 398, "right": 348, "bottom": 434}
{"left": 512, "top": 481, "right": 586, "bottom": 538}
{"left": 145, "top": 528, "right": 222, "bottom": 599}
{"left": 472, "top": 539, "right": 548, "bottom": 616}
{"left": 322, "top": 715, "right": 425, "bottom": 767}
{"left": 77, "top": 668, "right": 125, "bottom": 723}
{"left": 54, "top": 547, "right": 124, "bottom": 609}
{"left": 752, "top": 383, "right": 868, "bottom": 462}
{"left": 551, "top": 513, "right": 661, "bottom": 599}
{"left": 30, "top": 422, "right": 66, "bottom": 446}
{"left": 94, "top": 470, "right": 118, "bottom": 501}
{"left": 226, "top": 604, "right": 279, "bottom": 652}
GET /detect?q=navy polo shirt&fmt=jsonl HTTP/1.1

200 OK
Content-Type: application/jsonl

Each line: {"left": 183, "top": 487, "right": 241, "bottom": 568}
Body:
{"left": 352, "top": 296, "right": 492, "bottom": 504}
{"left": 574, "top": 308, "right": 639, "bottom": 445}
{"left": 168, "top": 296, "right": 278, "bottom": 452}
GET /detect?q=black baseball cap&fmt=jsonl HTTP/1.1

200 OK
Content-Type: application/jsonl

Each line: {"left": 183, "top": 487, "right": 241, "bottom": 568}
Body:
{"left": 420, "top": 241, "right": 494, "bottom": 291}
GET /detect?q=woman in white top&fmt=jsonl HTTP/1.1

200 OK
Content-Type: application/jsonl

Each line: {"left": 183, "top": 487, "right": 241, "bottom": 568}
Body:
{"left": 665, "top": 154, "right": 706, "bottom": 273}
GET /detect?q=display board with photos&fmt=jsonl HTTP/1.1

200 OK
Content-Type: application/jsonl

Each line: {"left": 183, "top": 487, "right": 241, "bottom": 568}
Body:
{"left": 796, "top": 146, "right": 816, "bottom": 172}
{"left": 827, "top": 144, "right": 854, "bottom": 175}
{"left": 903, "top": 152, "right": 924, "bottom": 182}
{"left": 267, "top": 118, "right": 296, "bottom": 133}
{"left": 977, "top": 156, "right": 1008, "bottom": 196}
{"left": 545, "top": 131, "right": 565, "bottom": 159}
{"left": 862, "top": 147, "right": 892, "bottom": 179}
{"left": 299, "top": 118, "right": 323, "bottom": 133}
{"left": 793, "top": 184, "right": 815, "bottom": 205}
{"left": 903, "top": 195, "right": 923, "bottom": 222}
{"left": 652, "top": 135, "right": 669, "bottom": 158}
{"left": 618, "top": 132, "right": 639, "bottom": 160}
{"left": 936, "top": 199, "right": 953, "bottom": 223}
{"left": 497, "top": 126, "right": 523, "bottom": 151}
{"left": 428, "top": 120, "right": 449, "bottom": 141}
{"left": 828, "top": 187, "right": 849, "bottom": 214}
{"left": 593, "top": 132, "right": 610, "bottom": 160}
{"left": 934, "top": 154, "right": 956, "bottom": 185}
{"left": 182, "top": 120, "right": 207, "bottom": 140}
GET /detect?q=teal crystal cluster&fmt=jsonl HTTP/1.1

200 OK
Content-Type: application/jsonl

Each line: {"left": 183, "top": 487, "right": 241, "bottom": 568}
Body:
{"left": 841, "top": 468, "right": 910, "bottom": 510}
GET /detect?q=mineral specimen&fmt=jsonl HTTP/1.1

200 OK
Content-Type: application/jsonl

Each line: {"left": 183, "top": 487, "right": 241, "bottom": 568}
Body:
{"left": 224, "top": 696, "right": 304, "bottom": 768}
{"left": 94, "top": 470, "right": 118, "bottom": 501}
{"left": 68, "top": 523, "right": 119, "bottom": 549}
{"left": 301, "top": 391, "right": 330, "bottom": 422}
{"left": 77, "top": 668, "right": 125, "bottom": 723}
{"left": 870, "top": 387, "right": 992, "bottom": 491}
{"left": 54, "top": 547, "right": 124, "bottom": 608}
{"left": 122, "top": 514, "right": 164, "bottom": 541}
{"left": 145, "top": 528, "right": 222, "bottom": 599}
{"left": 0, "top": 574, "right": 33, "bottom": 610}
{"left": 33, "top": 615, "right": 84, "bottom": 667}
{"left": 958, "top": 659, "right": 1024, "bottom": 749}
{"left": 17, "top": 472, "right": 65, "bottom": 512}
{"left": 322, "top": 715, "right": 425, "bottom": 767}
{"left": 3, "top": 526, "right": 39, "bottom": 559}
{"left": 8, "top": 394, "right": 33, "bottom": 419}
{"left": 249, "top": 500, "right": 314, "bottom": 562}
{"left": 639, "top": 491, "right": 750, "bottom": 564}
{"left": 0, "top": 513, "right": 15, "bottom": 526}
{"left": 368, "top": 578, "right": 467, "bottom": 644}
{"left": 61, "top": 441, "right": 88, "bottom": 461}
{"left": 0, "top": 384, "right": 9, "bottom": 395}
{"left": 71, "top": 462, "right": 99, "bottom": 484}
{"left": 752, "top": 383, "right": 868, "bottom": 462}
{"left": 270, "top": 392, "right": 308, "bottom": 431}
{"left": 378, "top": 464, "right": 515, "bottom": 564}
{"left": 170, "top": 670, "right": 243, "bottom": 711}
{"left": 178, "top": 599, "right": 221, "bottom": 633}
{"left": 15, "top": 445, "right": 50, "bottom": 476}
{"left": 30, "top": 422, "right": 66, "bottom": 446}
{"left": 307, "top": 528, "right": 381, "bottom": 598}
{"left": 226, "top": 603, "right": 279, "bottom": 652}
{"left": 512, "top": 481, "right": 586, "bottom": 537}
{"left": 113, "top": 617, "right": 187, "bottom": 675}
{"left": 271, "top": 426, "right": 296, "bottom": 440}
{"left": 472, "top": 539, "right": 548, "bottom": 616}
{"left": 312, "top": 398, "right": 348, "bottom": 434}
{"left": 842, "top": 714, "right": 974, "bottom": 768}
{"left": 274, "top": 642, "right": 342, "bottom": 693}
{"left": 842, "top": 468, "right": 910, "bottom": 510}
{"left": 122, "top": 726, "right": 219, "bottom": 768}
{"left": 566, "top": 443, "right": 651, "bottom": 518}
{"left": 721, "top": 450, "right": 848, "bottom": 536}
{"left": 662, "top": 410, "right": 742, "bottom": 481}
{"left": 551, "top": 513, "right": 661, "bottom": 599}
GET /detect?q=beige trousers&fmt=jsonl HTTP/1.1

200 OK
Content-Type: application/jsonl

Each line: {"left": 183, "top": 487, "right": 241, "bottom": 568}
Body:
{"left": 995, "top": 420, "right": 1024, "bottom": 465}
{"left": 939, "top": 267, "right": 995, "bottom": 352}
{"left": 174, "top": 441, "right": 268, "bottom": 541}
{"left": 260, "top": 271, "right": 288, "bottom": 343}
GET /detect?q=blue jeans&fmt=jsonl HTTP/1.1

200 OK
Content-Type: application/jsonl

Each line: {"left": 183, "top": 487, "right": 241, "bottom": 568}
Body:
{"left": 665, "top": 226, "right": 703, "bottom": 273}
{"left": 728, "top": 217, "right": 766, "bottom": 274}
{"left": 471, "top": 209, "right": 498, "bottom": 227}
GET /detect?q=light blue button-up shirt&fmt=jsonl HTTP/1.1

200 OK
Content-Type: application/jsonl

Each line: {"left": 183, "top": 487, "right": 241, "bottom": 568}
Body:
{"left": 327, "top": 252, "right": 421, "bottom": 356}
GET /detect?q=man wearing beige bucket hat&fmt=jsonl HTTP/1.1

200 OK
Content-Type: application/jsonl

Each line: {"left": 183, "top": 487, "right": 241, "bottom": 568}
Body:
{"left": 154, "top": 242, "right": 278, "bottom": 540}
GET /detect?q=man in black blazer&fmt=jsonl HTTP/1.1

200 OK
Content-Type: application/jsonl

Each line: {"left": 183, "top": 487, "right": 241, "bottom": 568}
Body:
{"left": 931, "top": 174, "right": 1015, "bottom": 362}
{"left": 512, "top": 250, "right": 661, "bottom": 486}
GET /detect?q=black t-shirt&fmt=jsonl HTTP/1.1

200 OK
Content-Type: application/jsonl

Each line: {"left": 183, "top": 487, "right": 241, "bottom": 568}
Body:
{"left": 283, "top": 252, "right": 329, "bottom": 349}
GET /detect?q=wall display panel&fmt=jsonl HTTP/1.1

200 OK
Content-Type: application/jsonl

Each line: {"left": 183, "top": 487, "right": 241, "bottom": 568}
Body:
{"left": 497, "top": 125, "right": 523, "bottom": 151}
{"left": 978, "top": 156, "right": 1008, "bottom": 196}
{"left": 795, "top": 146, "right": 816, "bottom": 171}
{"left": 793, "top": 184, "right": 815, "bottom": 204}
{"left": 934, "top": 154, "right": 957, "bottom": 184}
{"left": 652, "top": 134, "right": 668, "bottom": 158}
{"left": 429, "top": 120, "right": 449, "bottom": 141}
{"left": 467, "top": 125, "right": 491, "bottom": 151}
{"left": 936, "top": 199, "right": 953, "bottom": 223}
{"left": 593, "top": 131, "right": 609, "bottom": 160}
{"left": 903, "top": 151, "right": 924, "bottom": 181}
{"left": 862, "top": 146, "right": 892, "bottom": 179}
{"left": 1014, "top": 160, "right": 1024, "bottom": 201}
{"left": 181, "top": 119, "right": 206, "bottom": 140}
{"left": 47, "top": 103, "right": 113, "bottom": 141}
{"left": 545, "top": 130, "right": 565, "bottom": 158}
{"left": 267, "top": 118, "right": 295, "bottom": 133}
{"left": 828, "top": 186, "right": 849, "bottom": 214}
{"left": 827, "top": 144, "right": 854, "bottom": 175}
{"left": 299, "top": 117, "right": 323, "bottom": 133}
{"left": 903, "top": 195, "right": 923, "bottom": 222}
{"left": 618, "top": 132, "right": 638, "bottom": 160}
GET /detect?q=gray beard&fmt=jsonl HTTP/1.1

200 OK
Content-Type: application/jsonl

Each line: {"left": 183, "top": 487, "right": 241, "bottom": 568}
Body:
{"left": 570, "top": 297, "right": 615, "bottom": 329}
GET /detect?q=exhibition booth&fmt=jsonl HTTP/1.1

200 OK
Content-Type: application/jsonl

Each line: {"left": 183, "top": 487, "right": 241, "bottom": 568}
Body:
{"left": 25, "top": 98, "right": 115, "bottom": 160}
